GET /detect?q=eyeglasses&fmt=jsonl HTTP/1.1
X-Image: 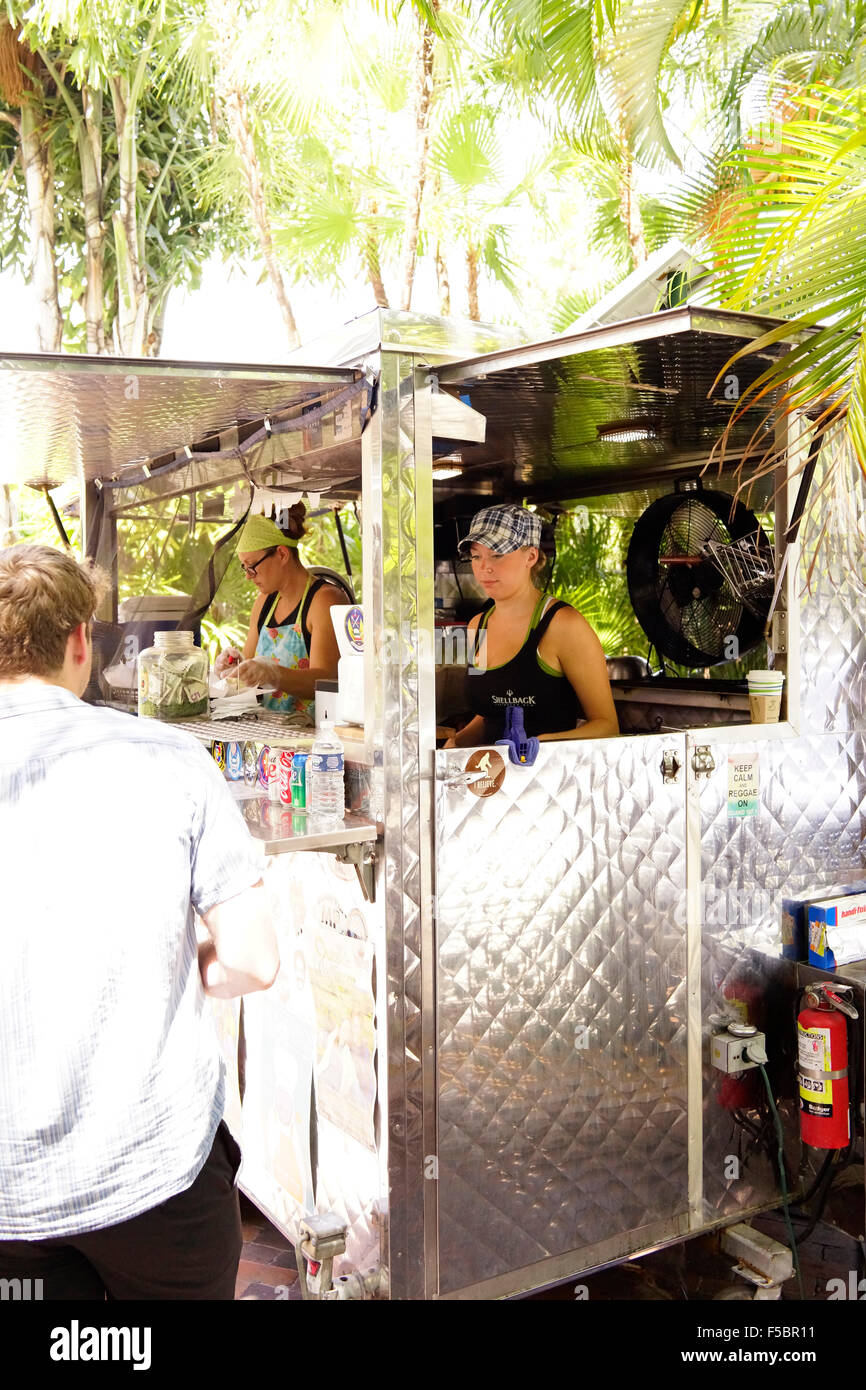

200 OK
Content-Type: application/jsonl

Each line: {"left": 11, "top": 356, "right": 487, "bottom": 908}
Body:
{"left": 239, "top": 547, "right": 277, "bottom": 578}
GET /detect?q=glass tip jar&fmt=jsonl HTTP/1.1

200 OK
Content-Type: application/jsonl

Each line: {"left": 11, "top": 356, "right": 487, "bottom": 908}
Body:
{"left": 138, "top": 629, "right": 209, "bottom": 721}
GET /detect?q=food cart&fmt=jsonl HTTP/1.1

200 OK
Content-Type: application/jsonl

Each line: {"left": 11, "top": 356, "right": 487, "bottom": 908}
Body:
{"left": 1, "top": 303, "right": 864, "bottom": 1300}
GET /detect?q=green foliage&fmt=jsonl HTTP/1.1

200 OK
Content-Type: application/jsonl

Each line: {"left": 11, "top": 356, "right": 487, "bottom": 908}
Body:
{"left": 710, "top": 85, "right": 866, "bottom": 467}
{"left": 112, "top": 494, "right": 361, "bottom": 662}
{"left": 116, "top": 489, "right": 249, "bottom": 658}
{"left": 0, "top": 486, "right": 82, "bottom": 550}
{"left": 0, "top": 0, "right": 242, "bottom": 351}
{"left": 300, "top": 506, "right": 362, "bottom": 598}
{"left": 551, "top": 507, "right": 648, "bottom": 657}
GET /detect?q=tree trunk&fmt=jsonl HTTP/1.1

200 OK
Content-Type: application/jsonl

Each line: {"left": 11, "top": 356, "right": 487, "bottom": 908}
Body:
{"left": 110, "top": 74, "right": 149, "bottom": 354}
{"left": 432, "top": 171, "right": 449, "bottom": 315}
{"left": 19, "top": 102, "right": 62, "bottom": 351}
{"left": 0, "top": 485, "right": 17, "bottom": 546}
{"left": 148, "top": 295, "right": 168, "bottom": 358}
{"left": 617, "top": 132, "right": 647, "bottom": 269}
{"left": 211, "top": 0, "right": 300, "bottom": 349}
{"left": 363, "top": 198, "right": 388, "bottom": 307}
{"left": 399, "top": 6, "right": 437, "bottom": 312}
{"left": 81, "top": 85, "right": 106, "bottom": 354}
{"left": 435, "top": 240, "right": 450, "bottom": 316}
{"left": 466, "top": 243, "right": 480, "bottom": 321}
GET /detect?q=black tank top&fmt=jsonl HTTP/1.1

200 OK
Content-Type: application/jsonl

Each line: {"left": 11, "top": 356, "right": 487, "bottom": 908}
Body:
{"left": 256, "top": 579, "right": 325, "bottom": 654}
{"left": 465, "top": 597, "right": 583, "bottom": 741}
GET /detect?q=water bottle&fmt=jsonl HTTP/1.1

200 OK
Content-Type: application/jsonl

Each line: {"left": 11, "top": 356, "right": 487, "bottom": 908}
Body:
{"left": 308, "top": 720, "right": 345, "bottom": 821}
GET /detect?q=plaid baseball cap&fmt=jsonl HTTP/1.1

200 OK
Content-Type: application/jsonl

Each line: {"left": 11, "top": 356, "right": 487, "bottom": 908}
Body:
{"left": 457, "top": 504, "right": 542, "bottom": 558}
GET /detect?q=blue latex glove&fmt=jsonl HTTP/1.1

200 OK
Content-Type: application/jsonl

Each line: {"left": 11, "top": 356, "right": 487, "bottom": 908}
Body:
{"left": 495, "top": 703, "right": 539, "bottom": 766}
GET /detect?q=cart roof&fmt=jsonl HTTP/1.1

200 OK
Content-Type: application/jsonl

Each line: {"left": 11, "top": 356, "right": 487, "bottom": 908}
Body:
{"left": 435, "top": 305, "right": 797, "bottom": 504}
{"left": 0, "top": 353, "right": 363, "bottom": 491}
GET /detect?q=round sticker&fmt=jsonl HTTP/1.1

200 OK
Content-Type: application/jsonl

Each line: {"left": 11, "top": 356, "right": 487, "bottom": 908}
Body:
{"left": 464, "top": 748, "right": 506, "bottom": 797}
{"left": 344, "top": 606, "right": 364, "bottom": 652}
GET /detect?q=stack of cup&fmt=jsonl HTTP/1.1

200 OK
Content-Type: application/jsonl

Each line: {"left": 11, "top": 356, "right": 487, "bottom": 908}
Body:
{"left": 747, "top": 669, "right": 785, "bottom": 723}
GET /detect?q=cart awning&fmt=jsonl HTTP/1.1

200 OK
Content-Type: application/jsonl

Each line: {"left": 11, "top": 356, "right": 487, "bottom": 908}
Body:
{"left": 0, "top": 353, "right": 366, "bottom": 494}
{"left": 435, "top": 305, "right": 801, "bottom": 506}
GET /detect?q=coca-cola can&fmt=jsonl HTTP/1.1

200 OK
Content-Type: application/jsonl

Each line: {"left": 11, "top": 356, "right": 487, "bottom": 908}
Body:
{"left": 278, "top": 748, "right": 294, "bottom": 805}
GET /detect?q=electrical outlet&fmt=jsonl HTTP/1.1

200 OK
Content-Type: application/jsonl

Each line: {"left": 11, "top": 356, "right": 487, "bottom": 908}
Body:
{"left": 711, "top": 1029, "right": 766, "bottom": 1075}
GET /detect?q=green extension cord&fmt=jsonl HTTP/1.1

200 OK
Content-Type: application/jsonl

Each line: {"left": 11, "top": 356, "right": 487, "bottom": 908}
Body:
{"left": 756, "top": 1060, "right": 806, "bottom": 1301}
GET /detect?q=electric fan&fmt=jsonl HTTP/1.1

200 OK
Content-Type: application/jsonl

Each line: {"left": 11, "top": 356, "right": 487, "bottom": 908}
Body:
{"left": 626, "top": 480, "right": 774, "bottom": 668}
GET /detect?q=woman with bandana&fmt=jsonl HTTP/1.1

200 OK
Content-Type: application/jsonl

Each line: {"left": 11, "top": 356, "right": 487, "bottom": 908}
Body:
{"left": 214, "top": 505, "right": 342, "bottom": 719}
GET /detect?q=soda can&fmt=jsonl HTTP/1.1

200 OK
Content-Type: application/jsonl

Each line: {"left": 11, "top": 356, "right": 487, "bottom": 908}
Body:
{"left": 291, "top": 752, "right": 308, "bottom": 812}
{"left": 226, "top": 741, "right": 244, "bottom": 782}
{"left": 257, "top": 744, "right": 271, "bottom": 790}
{"left": 268, "top": 748, "right": 281, "bottom": 802}
{"left": 243, "top": 740, "right": 258, "bottom": 786}
{"left": 210, "top": 740, "right": 226, "bottom": 774}
{"left": 278, "top": 748, "right": 294, "bottom": 805}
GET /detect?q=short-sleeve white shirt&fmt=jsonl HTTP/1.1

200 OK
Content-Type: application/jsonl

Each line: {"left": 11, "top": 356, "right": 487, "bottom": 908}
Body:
{"left": 0, "top": 682, "right": 264, "bottom": 1238}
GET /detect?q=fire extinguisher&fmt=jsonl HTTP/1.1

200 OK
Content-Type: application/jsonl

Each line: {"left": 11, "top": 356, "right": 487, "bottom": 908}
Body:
{"left": 797, "top": 985, "right": 857, "bottom": 1149}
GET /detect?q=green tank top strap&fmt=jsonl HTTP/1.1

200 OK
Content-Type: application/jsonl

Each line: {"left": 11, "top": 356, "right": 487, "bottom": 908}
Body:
{"left": 262, "top": 591, "right": 280, "bottom": 627}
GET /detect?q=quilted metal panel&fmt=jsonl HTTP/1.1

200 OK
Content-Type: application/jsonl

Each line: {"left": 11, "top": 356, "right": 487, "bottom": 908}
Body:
{"left": 799, "top": 454, "right": 866, "bottom": 733}
{"left": 435, "top": 736, "right": 689, "bottom": 1294}
{"left": 696, "top": 732, "right": 866, "bottom": 1220}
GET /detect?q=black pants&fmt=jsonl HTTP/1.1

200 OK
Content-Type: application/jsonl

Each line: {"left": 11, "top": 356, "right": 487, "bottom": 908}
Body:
{"left": 0, "top": 1121, "right": 242, "bottom": 1300}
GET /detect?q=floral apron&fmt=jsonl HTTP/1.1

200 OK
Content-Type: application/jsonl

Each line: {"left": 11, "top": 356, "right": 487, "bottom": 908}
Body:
{"left": 256, "top": 578, "right": 314, "bottom": 717}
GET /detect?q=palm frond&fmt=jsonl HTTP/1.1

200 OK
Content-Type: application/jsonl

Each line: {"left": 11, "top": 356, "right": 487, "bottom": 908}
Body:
{"left": 722, "top": 0, "right": 864, "bottom": 143}
{"left": 550, "top": 282, "right": 616, "bottom": 332}
{"left": 601, "top": 0, "right": 701, "bottom": 168}
{"left": 709, "top": 85, "right": 866, "bottom": 468}
{"left": 432, "top": 103, "right": 499, "bottom": 191}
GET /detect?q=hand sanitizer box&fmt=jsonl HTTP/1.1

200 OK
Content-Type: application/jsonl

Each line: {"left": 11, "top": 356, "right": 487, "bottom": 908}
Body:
{"left": 331, "top": 605, "right": 364, "bottom": 726}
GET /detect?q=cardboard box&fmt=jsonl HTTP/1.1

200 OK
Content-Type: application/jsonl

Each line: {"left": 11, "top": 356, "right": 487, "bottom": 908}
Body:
{"left": 781, "top": 882, "right": 866, "bottom": 963}
{"left": 808, "top": 891, "right": 866, "bottom": 969}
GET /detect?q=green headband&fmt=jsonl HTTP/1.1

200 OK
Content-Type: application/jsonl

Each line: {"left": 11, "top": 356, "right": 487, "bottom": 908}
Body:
{"left": 236, "top": 514, "right": 299, "bottom": 553}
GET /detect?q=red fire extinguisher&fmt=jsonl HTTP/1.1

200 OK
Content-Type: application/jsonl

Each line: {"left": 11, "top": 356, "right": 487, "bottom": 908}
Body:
{"left": 797, "top": 986, "right": 856, "bottom": 1149}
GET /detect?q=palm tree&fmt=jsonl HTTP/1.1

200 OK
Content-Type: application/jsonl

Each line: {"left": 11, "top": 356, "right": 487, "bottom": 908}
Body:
{"left": 430, "top": 103, "right": 530, "bottom": 319}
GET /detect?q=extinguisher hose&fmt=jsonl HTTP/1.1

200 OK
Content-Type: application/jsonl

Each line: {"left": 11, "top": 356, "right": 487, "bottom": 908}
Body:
{"left": 795, "top": 1148, "right": 836, "bottom": 1209}
{"left": 757, "top": 1061, "right": 806, "bottom": 1300}
{"left": 792, "top": 1145, "right": 851, "bottom": 1249}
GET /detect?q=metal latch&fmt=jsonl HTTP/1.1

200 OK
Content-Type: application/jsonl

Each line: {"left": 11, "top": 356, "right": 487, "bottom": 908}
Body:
{"left": 691, "top": 745, "right": 715, "bottom": 779}
{"left": 336, "top": 839, "right": 376, "bottom": 902}
{"left": 660, "top": 749, "right": 681, "bottom": 783}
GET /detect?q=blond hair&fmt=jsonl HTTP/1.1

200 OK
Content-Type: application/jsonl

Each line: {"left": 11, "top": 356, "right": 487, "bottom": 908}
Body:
{"left": 0, "top": 544, "right": 107, "bottom": 678}
{"left": 530, "top": 549, "right": 550, "bottom": 590}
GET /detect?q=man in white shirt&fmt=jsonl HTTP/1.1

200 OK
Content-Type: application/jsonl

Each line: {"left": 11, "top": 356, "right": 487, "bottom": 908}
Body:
{"left": 0, "top": 544, "right": 279, "bottom": 1299}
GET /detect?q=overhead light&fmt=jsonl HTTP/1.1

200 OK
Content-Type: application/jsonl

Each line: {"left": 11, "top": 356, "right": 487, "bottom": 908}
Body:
{"left": 433, "top": 466, "right": 462, "bottom": 480}
{"left": 598, "top": 420, "right": 659, "bottom": 444}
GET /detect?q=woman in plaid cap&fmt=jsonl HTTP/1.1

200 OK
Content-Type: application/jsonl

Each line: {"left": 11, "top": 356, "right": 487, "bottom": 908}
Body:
{"left": 446, "top": 504, "right": 618, "bottom": 747}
